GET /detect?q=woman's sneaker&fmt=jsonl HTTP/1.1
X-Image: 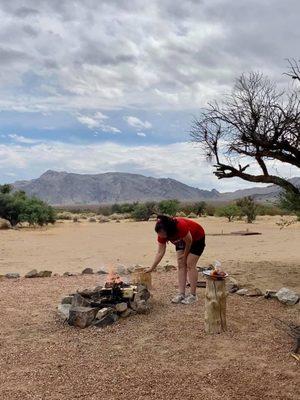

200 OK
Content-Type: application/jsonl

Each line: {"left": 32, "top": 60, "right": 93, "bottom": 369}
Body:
{"left": 181, "top": 294, "right": 198, "bottom": 304}
{"left": 171, "top": 293, "right": 185, "bottom": 303}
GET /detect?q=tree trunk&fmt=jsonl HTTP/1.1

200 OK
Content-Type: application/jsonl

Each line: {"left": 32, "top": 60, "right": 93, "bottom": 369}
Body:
{"left": 205, "top": 278, "right": 227, "bottom": 334}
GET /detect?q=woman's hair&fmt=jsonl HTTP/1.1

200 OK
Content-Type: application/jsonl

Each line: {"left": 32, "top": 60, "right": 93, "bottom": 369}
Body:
{"left": 155, "top": 214, "right": 178, "bottom": 239}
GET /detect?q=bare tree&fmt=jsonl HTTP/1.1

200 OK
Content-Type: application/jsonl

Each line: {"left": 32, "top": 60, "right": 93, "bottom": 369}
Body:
{"left": 191, "top": 71, "right": 300, "bottom": 195}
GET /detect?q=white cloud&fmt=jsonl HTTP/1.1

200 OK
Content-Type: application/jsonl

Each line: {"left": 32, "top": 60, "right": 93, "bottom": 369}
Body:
{"left": 124, "top": 116, "right": 152, "bottom": 130}
{"left": 0, "top": 140, "right": 298, "bottom": 191}
{"left": 77, "top": 112, "right": 121, "bottom": 133}
{"left": 8, "top": 134, "right": 40, "bottom": 144}
{"left": 137, "top": 132, "right": 146, "bottom": 137}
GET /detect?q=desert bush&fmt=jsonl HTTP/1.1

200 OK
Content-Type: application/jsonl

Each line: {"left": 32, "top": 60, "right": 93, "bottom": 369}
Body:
{"left": 176, "top": 211, "right": 187, "bottom": 217}
{"left": 278, "top": 190, "right": 300, "bottom": 220}
{"left": 0, "top": 218, "right": 11, "bottom": 229}
{"left": 204, "top": 204, "right": 216, "bottom": 216}
{"left": 158, "top": 199, "right": 179, "bottom": 216}
{"left": 88, "top": 217, "right": 97, "bottom": 222}
{"left": 256, "top": 204, "right": 284, "bottom": 216}
{"left": 109, "top": 213, "right": 131, "bottom": 220}
{"left": 132, "top": 203, "right": 155, "bottom": 221}
{"left": 236, "top": 196, "right": 258, "bottom": 223}
{"left": 0, "top": 186, "right": 56, "bottom": 227}
{"left": 97, "top": 205, "right": 113, "bottom": 216}
{"left": 98, "top": 215, "right": 110, "bottom": 223}
{"left": 56, "top": 212, "right": 73, "bottom": 220}
{"left": 187, "top": 212, "right": 197, "bottom": 218}
{"left": 216, "top": 204, "right": 241, "bottom": 222}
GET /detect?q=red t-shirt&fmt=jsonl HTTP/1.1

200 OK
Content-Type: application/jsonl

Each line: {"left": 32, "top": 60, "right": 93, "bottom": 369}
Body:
{"left": 157, "top": 217, "right": 205, "bottom": 244}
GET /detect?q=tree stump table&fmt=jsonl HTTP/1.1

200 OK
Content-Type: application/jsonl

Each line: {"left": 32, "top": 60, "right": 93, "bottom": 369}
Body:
{"left": 204, "top": 277, "right": 227, "bottom": 334}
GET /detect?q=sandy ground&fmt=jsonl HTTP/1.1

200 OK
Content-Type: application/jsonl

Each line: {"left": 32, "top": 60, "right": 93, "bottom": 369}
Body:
{"left": 0, "top": 217, "right": 299, "bottom": 399}
{"left": 1, "top": 216, "right": 299, "bottom": 291}
{"left": 0, "top": 273, "right": 299, "bottom": 400}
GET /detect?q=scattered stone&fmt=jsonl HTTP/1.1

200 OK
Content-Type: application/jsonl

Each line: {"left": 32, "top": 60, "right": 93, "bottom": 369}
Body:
{"left": 97, "top": 269, "right": 107, "bottom": 275}
{"left": 236, "top": 288, "right": 248, "bottom": 296}
{"left": 264, "top": 290, "right": 277, "bottom": 299}
{"left": 58, "top": 304, "right": 72, "bottom": 319}
{"left": 130, "top": 299, "right": 150, "bottom": 314}
{"left": 120, "top": 308, "right": 133, "bottom": 318}
{"left": 5, "top": 272, "right": 20, "bottom": 279}
{"left": 68, "top": 306, "right": 98, "bottom": 328}
{"left": 25, "top": 269, "right": 38, "bottom": 278}
{"left": 93, "top": 313, "right": 118, "bottom": 328}
{"left": 37, "top": 270, "right": 52, "bottom": 278}
{"left": 82, "top": 267, "right": 93, "bottom": 275}
{"left": 0, "top": 218, "right": 11, "bottom": 230}
{"left": 71, "top": 293, "right": 91, "bottom": 307}
{"left": 94, "top": 285, "right": 103, "bottom": 292}
{"left": 276, "top": 288, "right": 299, "bottom": 305}
{"left": 245, "top": 288, "right": 263, "bottom": 297}
{"left": 96, "top": 307, "right": 113, "bottom": 319}
{"left": 61, "top": 296, "right": 74, "bottom": 305}
{"left": 115, "top": 302, "right": 128, "bottom": 313}
{"left": 116, "top": 265, "right": 127, "bottom": 275}
{"left": 63, "top": 272, "right": 75, "bottom": 277}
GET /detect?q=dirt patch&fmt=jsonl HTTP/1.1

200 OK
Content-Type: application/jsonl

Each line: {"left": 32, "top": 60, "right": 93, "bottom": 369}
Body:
{"left": 0, "top": 273, "right": 299, "bottom": 400}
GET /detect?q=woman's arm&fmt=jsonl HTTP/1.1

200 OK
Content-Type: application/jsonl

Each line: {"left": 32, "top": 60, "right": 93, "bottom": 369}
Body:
{"left": 182, "top": 231, "right": 193, "bottom": 261}
{"left": 147, "top": 243, "right": 166, "bottom": 272}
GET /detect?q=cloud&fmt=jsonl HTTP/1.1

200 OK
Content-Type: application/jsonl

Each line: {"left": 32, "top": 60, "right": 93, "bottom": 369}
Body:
{"left": 8, "top": 134, "right": 40, "bottom": 144}
{"left": 77, "top": 112, "right": 121, "bottom": 133}
{"left": 0, "top": 0, "right": 298, "bottom": 112}
{"left": 0, "top": 140, "right": 298, "bottom": 191}
{"left": 137, "top": 132, "right": 146, "bottom": 137}
{"left": 124, "top": 116, "right": 152, "bottom": 130}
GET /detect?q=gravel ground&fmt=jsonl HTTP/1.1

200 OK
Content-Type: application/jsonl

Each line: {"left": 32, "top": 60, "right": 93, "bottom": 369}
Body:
{"left": 0, "top": 273, "right": 299, "bottom": 400}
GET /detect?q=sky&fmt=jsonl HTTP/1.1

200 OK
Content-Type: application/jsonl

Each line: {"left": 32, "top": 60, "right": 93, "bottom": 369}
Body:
{"left": 0, "top": 0, "right": 299, "bottom": 191}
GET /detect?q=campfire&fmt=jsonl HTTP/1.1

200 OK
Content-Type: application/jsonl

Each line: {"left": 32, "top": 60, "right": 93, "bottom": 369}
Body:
{"left": 58, "top": 268, "right": 151, "bottom": 328}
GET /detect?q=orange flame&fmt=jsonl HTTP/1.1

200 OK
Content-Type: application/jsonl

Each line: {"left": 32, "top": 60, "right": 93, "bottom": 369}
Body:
{"left": 106, "top": 266, "right": 123, "bottom": 285}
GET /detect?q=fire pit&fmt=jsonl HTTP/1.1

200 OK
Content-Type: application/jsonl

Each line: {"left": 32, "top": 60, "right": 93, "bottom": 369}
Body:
{"left": 58, "top": 271, "right": 151, "bottom": 328}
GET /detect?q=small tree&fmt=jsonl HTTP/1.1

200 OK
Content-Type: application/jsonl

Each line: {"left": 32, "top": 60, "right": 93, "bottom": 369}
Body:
{"left": 132, "top": 202, "right": 156, "bottom": 221}
{"left": 279, "top": 191, "right": 300, "bottom": 220}
{"left": 158, "top": 199, "right": 179, "bottom": 216}
{"left": 216, "top": 204, "right": 241, "bottom": 222}
{"left": 236, "top": 196, "right": 258, "bottom": 223}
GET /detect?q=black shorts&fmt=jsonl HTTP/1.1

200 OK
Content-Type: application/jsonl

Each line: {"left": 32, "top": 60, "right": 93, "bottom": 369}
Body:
{"left": 175, "top": 236, "right": 206, "bottom": 256}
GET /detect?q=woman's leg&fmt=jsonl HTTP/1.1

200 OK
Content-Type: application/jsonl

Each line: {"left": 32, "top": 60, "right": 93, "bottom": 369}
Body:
{"left": 176, "top": 250, "right": 187, "bottom": 294}
{"left": 187, "top": 253, "right": 200, "bottom": 296}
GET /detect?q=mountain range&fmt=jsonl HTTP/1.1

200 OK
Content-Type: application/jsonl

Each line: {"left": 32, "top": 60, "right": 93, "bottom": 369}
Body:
{"left": 12, "top": 170, "right": 300, "bottom": 206}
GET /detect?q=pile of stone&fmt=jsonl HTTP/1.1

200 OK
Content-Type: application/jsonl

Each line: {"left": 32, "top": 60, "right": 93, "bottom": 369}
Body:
{"left": 58, "top": 282, "right": 151, "bottom": 329}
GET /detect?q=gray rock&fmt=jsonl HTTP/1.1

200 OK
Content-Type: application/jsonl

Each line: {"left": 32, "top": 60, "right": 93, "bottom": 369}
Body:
{"left": 96, "top": 307, "right": 113, "bottom": 319}
{"left": 115, "top": 302, "right": 128, "bottom": 313}
{"left": 37, "top": 270, "right": 52, "bottom": 278}
{"left": 71, "top": 293, "right": 91, "bottom": 307}
{"left": 135, "top": 286, "right": 151, "bottom": 301}
{"left": 5, "top": 272, "right": 20, "bottom": 279}
{"left": 120, "top": 308, "right": 133, "bottom": 318}
{"left": 245, "top": 288, "right": 263, "bottom": 297}
{"left": 116, "top": 265, "right": 127, "bottom": 275}
{"left": 82, "top": 267, "right": 93, "bottom": 275}
{"left": 0, "top": 218, "right": 11, "bottom": 230}
{"left": 25, "top": 269, "right": 38, "bottom": 278}
{"left": 276, "top": 288, "right": 299, "bottom": 305}
{"left": 97, "top": 269, "right": 107, "bottom": 275}
{"left": 93, "top": 313, "right": 118, "bottom": 328}
{"left": 61, "top": 296, "right": 74, "bottom": 305}
{"left": 68, "top": 306, "right": 97, "bottom": 328}
{"left": 63, "top": 272, "right": 74, "bottom": 276}
{"left": 264, "top": 290, "right": 277, "bottom": 299}
{"left": 236, "top": 288, "right": 248, "bottom": 296}
{"left": 130, "top": 299, "right": 150, "bottom": 314}
{"left": 58, "top": 304, "right": 72, "bottom": 319}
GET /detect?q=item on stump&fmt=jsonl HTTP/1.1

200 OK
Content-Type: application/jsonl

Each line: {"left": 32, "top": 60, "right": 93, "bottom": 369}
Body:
{"left": 131, "top": 267, "right": 152, "bottom": 289}
{"left": 203, "top": 266, "right": 227, "bottom": 334}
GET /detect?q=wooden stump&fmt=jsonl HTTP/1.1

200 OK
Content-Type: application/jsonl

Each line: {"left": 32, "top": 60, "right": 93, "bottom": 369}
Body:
{"left": 205, "top": 278, "right": 227, "bottom": 334}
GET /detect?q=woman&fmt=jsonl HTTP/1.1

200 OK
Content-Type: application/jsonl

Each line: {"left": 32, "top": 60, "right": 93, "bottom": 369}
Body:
{"left": 147, "top": 215, "right": 205, "bottom": 304}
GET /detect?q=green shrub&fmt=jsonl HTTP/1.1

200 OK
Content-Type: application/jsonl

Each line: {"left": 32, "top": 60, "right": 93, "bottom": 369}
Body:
{"left": 278, "top": 190, "right": 300, "bottom": 220}
{"left": 216, "top": 204, "right": 241, "bottom": 222}
{"left": 132, "top": 204, "right": 153, "bottom": 221}
{"left": 236, "top": 196, "right": 258, "bottom": 223}
{"left": 0, "top": 185, "right": 56, "bottom": 227}
{"left": 158, "top": 199, "right": 179, "bottom": 216}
